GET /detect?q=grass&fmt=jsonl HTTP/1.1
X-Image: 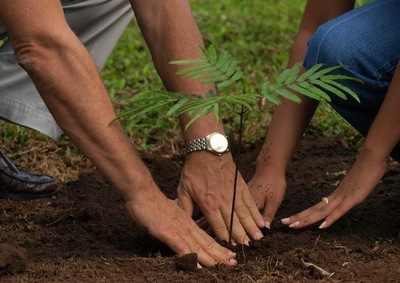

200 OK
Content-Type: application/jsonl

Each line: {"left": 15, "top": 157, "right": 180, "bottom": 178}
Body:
{"left": 1, "top": 0, "right": 362, "bottom": 153}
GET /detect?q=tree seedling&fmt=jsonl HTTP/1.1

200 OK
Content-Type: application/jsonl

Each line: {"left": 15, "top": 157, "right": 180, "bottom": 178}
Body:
{"left": 114, "top": 45, "right": 361, "bottom": 245}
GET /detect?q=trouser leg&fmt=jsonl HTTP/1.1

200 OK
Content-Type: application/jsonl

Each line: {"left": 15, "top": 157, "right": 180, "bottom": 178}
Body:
{"left": 0, "top": 0, "right": 133, "bottom": 139}
{"left": 303, "top": 0, "right": 400, "bottom": 160}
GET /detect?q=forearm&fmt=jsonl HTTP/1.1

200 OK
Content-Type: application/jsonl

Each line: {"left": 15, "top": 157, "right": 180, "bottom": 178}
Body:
{"left": 131, "top": 0, "right": 224, "bottom": 141}
{"left": 256, "top": 0, "right": 356, "bottom": 173}
{"left": 2, "top": 1, "right": 154, "bottom": 201}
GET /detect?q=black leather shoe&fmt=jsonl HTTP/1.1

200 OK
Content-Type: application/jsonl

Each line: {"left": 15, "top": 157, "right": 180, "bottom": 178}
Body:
{"left": 0, "top": 148, "right": 59, "bottom": 200}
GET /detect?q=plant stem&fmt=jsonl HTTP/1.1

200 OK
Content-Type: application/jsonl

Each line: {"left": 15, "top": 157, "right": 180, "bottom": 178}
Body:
{"left": 228, "top": 105, "right": 245, "bottom": 246}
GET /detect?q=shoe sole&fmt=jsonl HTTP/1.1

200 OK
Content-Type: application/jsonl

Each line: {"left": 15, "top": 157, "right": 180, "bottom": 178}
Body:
{"left": 0, "top": 190, "right": 58, "bottom": 200}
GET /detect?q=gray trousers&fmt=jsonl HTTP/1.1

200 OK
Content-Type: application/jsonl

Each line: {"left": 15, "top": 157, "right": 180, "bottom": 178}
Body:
{"left": 0, "top": 0, "right": 133, "bottom": 139}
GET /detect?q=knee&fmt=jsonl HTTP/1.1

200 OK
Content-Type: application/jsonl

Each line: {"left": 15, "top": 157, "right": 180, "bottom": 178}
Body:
{"left": 304, "top": 23, "right": 361, "bottom": 70}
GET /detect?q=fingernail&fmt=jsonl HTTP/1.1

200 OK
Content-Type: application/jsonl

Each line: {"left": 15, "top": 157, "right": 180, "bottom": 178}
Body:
{"left": 281, "top": 217, "right": 290, "bottom": 223}
{"left": 229, "top": 258, "right": 237, "bottom": 265}
{"left": 289, "top": 221, "right": 300, "bottom": 228}
{"left": 254, "top": 232, "right": 263, "bottom": 240}
{"left": 244, "top": 240, "right": 250, "bottom": 246}
{"left": 197, "top": 263, "right": 202, "bottom": 269}
{"left": 319, "top": 221, "right": 327, "bottom": 229}
{"left": 228, "top": 251, "right": 236, "bottom": 257}
{"left": 264, "top": 221, "right": 271, "bottom": 229}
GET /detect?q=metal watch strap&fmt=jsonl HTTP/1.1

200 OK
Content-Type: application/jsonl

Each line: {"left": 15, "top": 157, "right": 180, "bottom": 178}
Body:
{"left": 184, "top": 137, "right": 208, "bottom": 155}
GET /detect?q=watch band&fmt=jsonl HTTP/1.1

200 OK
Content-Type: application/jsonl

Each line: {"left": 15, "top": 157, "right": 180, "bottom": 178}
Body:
{"left": 184, "top": 132, "right": 229, "bottom": 156}
{"left": 184, "top": 137, "right": 209, "bottom": 154}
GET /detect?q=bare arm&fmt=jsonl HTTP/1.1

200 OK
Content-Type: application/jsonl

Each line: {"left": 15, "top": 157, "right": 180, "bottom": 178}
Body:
{"left": 249, "top": 0, "right": 356, "bottom": 225}
{"left": 283, "top": 62, "right": 400, "bottom": 229}
{"left": 130, "top": 0, "right": 266, "bottom": 244}
{"left": 0, "top": 0, "right": 236, "bottom": 267}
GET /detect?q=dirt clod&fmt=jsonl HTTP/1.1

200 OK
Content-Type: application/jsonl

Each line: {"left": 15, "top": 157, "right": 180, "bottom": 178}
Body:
{"left": 0, "top": 244, "right": 28, "bottom": 275}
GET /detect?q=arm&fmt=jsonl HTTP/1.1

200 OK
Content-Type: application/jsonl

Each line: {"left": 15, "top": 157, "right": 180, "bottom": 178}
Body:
{"left": 0, "top": 0, "right": 236, "bottom": 267}
{"left": 285, "top": 62, "right": 400, "bottom": 229}
{"left": 130, "top": 0, "right": 266, "bottom": 244}
{"left": 249, "top": 0, "right": 356, "bottom": 226}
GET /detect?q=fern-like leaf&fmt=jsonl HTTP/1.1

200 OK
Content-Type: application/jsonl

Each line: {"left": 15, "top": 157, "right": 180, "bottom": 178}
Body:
{"left": 170, "top": 45, "right": 242, "bottom": 90}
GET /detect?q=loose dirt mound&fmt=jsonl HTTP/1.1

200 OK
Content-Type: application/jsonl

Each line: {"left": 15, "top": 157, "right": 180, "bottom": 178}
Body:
{"left": 1, "top": 134, "right": 399, "bottom": 282}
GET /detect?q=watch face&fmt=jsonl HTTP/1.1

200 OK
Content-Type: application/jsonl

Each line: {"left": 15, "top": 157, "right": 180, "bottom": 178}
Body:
{"left": 209, "top": 133, "right": 229, "bottom": 153}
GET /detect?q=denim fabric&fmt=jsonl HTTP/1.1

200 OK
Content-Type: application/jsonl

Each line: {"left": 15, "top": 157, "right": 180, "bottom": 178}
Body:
{"left": 303, "top": 0, "right": 400, "bottom": 160}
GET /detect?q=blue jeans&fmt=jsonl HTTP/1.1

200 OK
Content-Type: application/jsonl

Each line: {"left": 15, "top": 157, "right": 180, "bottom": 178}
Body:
{"left": 303, "top": 0, "right": 400, "bottom": 160}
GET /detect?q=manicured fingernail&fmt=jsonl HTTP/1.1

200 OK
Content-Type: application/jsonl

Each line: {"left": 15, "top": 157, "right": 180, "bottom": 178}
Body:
{"left": 281, "top": 217, "right": 290, "bottom": 223}
{"left": 229, "top": 258, "right": 237, "bottom": 265}
{"left": 289, "top": 221, "right": 300, "bottom": 228}
{"left": 264, "top": 221, "right": 271, "bottom": 229}
{"left": 197, "top": 263, "right": 202, "bottom": 269}
{"left": 254, "top": 232, "right": 263, "bottom": 240}
{"left": 319, "top": 221, "right": 327, "bottom": 229}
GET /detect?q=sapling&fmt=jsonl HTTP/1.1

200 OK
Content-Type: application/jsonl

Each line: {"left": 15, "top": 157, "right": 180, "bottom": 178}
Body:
{"left": 114, "top": 45, "right": 361, "bottom": 245}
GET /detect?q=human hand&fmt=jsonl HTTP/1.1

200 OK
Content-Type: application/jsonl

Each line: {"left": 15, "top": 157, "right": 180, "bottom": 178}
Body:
{"left": 176, "top": 152, "right": 266, "bottom": 245}
{"left": 247, "top": 169, "right": 287, "bottom": 229}
{"left": 125, "top": 184, "right": 237, "bottom": 268}
{"left": 281, "top": 151, "right": 388, "bottom": 229}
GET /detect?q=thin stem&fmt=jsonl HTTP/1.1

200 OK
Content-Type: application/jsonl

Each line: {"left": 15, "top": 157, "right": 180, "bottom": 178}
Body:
{"left": 228, "top": 105, "right": 245, "bottom": 246}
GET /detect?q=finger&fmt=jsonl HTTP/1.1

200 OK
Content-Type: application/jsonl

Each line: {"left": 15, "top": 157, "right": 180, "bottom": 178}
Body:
{"left": 321, "top": 197, "right": 360, "bottom": 229}
{"left": 202, "top": 209, "right": 231, "bottom": 243}
{"left": 234, "top": 198, "right": 263, "bottom": 241}
{"left": 150, "top": 212, "right": 237, "bottom": 267}
{"left": 281, "top": 199, "right": 334, "bottom": 228}
{"left": 185, "top": 224, "right": 237, "bottom": 267}
{"left": 262, "top": 204, "right": 279, "bottom": 229}
{"left": 220, "top": 204, "right": 251, "bottom": 245}
{"left": 242, "top": 188, "right": 267, "bottom": 228}
{"left": 176, "top": 190, "right": 194, "bottom": 217}
{"left": 165, "top": 231, "right": 236, "bottom": 267}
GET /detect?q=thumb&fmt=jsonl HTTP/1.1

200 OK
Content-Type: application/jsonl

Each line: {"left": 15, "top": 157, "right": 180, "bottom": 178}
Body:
{"left": 176, "top": 190, "right": 194, "bottom": 217}
{"left": 262, "top": 200, "right": 281, "bottom": 229}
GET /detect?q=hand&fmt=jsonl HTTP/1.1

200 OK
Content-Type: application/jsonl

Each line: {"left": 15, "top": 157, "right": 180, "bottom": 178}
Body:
{"left": 248, "top": 169, "right": 287, "bottom": 229}
{"left": 176, "top": 152, "right": 265, "bottom": 245}
{"left": 125, "top": 183, "right": 237, "bottom": 268}
{"left": 281, "top": 150, "right": 388, "bottom": 229}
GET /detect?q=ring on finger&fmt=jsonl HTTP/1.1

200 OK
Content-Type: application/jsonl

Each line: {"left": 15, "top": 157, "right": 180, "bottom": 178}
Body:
{"left": 321, "top": 197, "right": 329, "bottom": 205}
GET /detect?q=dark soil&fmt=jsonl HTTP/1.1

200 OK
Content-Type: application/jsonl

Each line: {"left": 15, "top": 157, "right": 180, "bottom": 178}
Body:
{"left": 1, "top": 133, "right": 400, "bottom": 282}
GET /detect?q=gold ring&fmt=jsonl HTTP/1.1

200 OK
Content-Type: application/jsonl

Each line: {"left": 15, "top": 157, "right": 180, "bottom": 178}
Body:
{"left": 321, "top": 197, "right": 329, "bottom": 205}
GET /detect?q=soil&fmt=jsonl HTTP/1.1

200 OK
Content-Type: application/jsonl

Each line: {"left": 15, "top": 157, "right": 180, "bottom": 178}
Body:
{"left": 1, "top": 133, "right": 400, "bottom": 282}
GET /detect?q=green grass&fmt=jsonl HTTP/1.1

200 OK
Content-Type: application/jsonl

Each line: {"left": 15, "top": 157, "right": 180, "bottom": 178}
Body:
{"left": 1, "top": 0, "right": 363, "bottom": 152}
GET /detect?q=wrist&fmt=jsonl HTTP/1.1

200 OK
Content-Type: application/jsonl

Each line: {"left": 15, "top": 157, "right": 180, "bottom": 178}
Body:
{"left": 117, "top": 168, "right": 159, "bottom": 202}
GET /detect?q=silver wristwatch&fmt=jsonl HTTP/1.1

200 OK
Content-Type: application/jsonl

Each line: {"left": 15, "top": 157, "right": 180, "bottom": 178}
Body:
{"left": 184, "top": 132, "right": 229, "bottom": 156}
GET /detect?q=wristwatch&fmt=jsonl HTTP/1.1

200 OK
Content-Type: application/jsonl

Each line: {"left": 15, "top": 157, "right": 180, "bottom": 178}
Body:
{"left": 184, "top": 132, "right": 229, "bottom": 156}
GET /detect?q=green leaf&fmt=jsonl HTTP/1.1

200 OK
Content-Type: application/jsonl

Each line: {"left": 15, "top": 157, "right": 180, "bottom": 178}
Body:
{"left": 225, "top": 60, "right": 238, "bottom": 77}
{"left": 284, "top": 63, "right": 301, "bottom": 85}
{"left": 297, "top": 63, "right": 323, "bottom": 82}
{"left": 170, "top": 59, "right": 204, "bottom": 66}
{"left": 166, "top": 96, "right": 191, "bottom": 117}
{"left": 230, "top": 71, "right": 243, "bottom": 83}
{"left": 215, "top": 51, "right": 229, "bottom": 69}
{"left": 321, "top": 78, "right": 361, "bottom": 102}
{"left": 207, "top": 46, "right": 218, "bottom": 65}
{"left": 185, "top": 105, "right": 215, "bottom": 130}
{"left": 287, "top": 84, "right": 322, "bottom": 101}
{"left": 312, "top": 80, "right": 348, "bottom": 100}
{"left": 275, "top": 88, "right": 302, "bottom": 103}
{"left": 307, "top": 65, "right": 344, "bottom": 81}
{"left": 217, "top": 80, "right": 234, "bottom": 89}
